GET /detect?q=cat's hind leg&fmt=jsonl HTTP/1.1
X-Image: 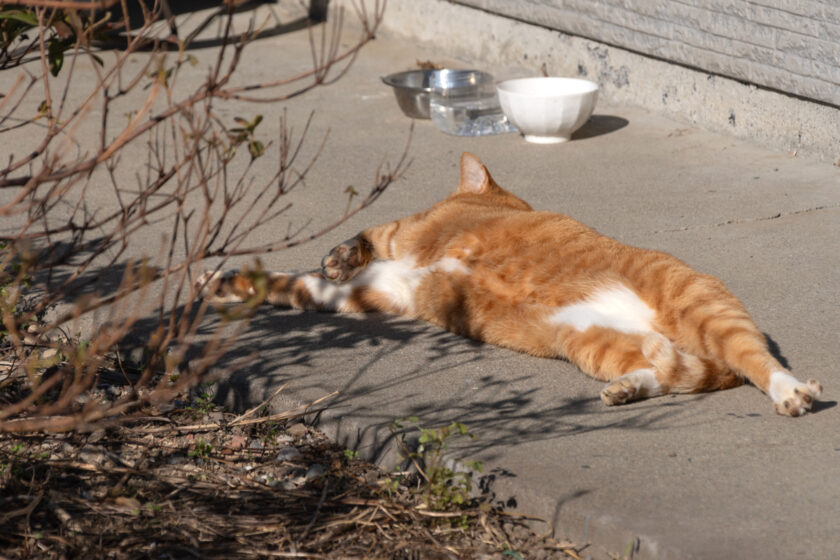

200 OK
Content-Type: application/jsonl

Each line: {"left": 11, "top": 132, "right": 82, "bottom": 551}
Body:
{"left": 666, "top": 281, "right": 823, "bottom": 416}
{"left": 555, "top": 325, "right": 669, "bottom": 405}
{"left": 600, "top": 368, "right": 663, "bottom": 405}
{"left": 197, "top": 260, "right": 419, "bottom": 315}
{"left": 557, "top": 327, "right": 740, "bottom": 406}
{"left": 197, "top": 269, "right": 348, "bottom": 310}
{"left": 196, "top": 269, "right": 258, "bottom": 305}
{"left": 602, "top": 332, "right": 745, "bottom": 406}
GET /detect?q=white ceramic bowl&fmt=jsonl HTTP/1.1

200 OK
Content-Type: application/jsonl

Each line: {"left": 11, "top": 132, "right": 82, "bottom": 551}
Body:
{"left": 496, "top": 77, "right": 599, "bottom": 144}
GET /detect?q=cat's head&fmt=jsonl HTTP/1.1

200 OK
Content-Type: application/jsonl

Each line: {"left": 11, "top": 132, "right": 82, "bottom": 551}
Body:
{"left": 455, "top": 153, "right": 533, "bottom": 211}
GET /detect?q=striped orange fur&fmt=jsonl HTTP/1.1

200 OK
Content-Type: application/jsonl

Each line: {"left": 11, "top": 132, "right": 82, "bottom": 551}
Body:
{"left": 199, "top": 153, "right": 822, "bottom": 416}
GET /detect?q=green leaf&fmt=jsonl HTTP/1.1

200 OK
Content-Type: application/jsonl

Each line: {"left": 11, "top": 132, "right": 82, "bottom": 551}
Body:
{"left": 48, "top": 40, "right": 66, "bottom": 77}
{"left": 0, "top": 10, "right": 38, "bottom": 27}
{"left": 157, "top": 67, "right": 173, "bottom": 86}
{"left": 248, "top": 140, "right": 264, "bottom": 160}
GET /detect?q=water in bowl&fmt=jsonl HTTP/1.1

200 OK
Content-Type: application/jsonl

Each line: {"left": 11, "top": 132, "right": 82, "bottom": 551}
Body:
{"left": 430, "top": 96, "right": 516, "bottom": 136}
{"left": 429, "top": 72, "right": 517, "bottom": 137}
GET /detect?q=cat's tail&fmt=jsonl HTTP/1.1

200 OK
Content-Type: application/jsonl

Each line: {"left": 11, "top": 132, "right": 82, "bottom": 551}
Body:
{"left": 642, "top": 332, "right": 744, "bottom": 393}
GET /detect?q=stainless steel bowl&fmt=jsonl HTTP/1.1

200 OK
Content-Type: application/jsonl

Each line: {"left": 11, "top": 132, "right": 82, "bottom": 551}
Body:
{"left": 381, "top": 69, "right": 491, "bottom": 119}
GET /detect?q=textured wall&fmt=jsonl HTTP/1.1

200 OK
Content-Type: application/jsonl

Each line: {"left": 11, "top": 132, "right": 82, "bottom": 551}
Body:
{"left": 456, "top": 0, "right": 840, "bottom": 107}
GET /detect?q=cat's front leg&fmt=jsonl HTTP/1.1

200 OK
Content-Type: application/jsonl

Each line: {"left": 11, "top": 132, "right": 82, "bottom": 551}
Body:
{"left": 322, "top": 220, "right": 400, "bottom": 283}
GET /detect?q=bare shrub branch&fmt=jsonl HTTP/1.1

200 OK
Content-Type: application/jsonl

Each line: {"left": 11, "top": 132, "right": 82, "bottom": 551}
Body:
{"left": 0, "top": 0, "right": 408, "bottom": 433}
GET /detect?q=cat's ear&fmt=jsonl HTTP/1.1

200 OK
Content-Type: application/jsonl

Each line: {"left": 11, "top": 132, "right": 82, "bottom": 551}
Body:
{"left": 457, "top": 152, "right": 499, "bottom": 195}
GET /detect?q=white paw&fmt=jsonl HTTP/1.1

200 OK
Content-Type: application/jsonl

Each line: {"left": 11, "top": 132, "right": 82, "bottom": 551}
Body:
{"left": 601, "top": 377, "right": 638, "bottom": 406}
{"left": 601, "top": 369, "right": 662, "bottom": 406}
{"left": 769, "top": 372, "right": 822, "bottom": 417}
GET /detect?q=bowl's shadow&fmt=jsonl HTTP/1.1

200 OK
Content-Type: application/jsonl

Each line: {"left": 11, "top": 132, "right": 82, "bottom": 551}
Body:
{"left": 573, "top": 114, "right": 629, "bottom": 140}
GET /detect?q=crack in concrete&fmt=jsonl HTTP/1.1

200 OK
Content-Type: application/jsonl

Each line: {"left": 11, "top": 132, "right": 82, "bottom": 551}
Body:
{"left": 653, "top": 203, "right": 840, "bottom": 233}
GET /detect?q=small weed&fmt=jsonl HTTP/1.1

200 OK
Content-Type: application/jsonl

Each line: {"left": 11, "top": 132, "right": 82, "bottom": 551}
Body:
{"left": 616, "top": 537, "right": 640, "bottom": 560}
{"left": 188, "top": 383, "right": 217, "bottom": 415}
{"left": 74, "top": 338, "right": 91, "bottom": 361}
{"left": 256, "top": 417, "right": 284, "bottom": 446}
{"left": 389, "top": 417, "right": 483, "bottom": 521}
{"left": 1, "top": 442, "right": 32, "bottom": 481}
{"left": 145, "top": 502, "right": 163, "bottom": 515}
{"left": 343, "top": 449, "right": 359, "bottom": 461}
{"left": 0, "top": 241, "right": 43, "bottom": 346}
{"left": 188, "top": 439, "right": 213, "bottom": 460}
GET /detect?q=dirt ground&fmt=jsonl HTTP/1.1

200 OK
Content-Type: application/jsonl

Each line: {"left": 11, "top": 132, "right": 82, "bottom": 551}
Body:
{"left": 0, "top": 387, "right": 585, "bottom": 559}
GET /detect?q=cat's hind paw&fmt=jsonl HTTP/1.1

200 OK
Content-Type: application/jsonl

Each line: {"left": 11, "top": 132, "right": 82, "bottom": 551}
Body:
{"left": 195, "top": 269, "right": 254, "bottom": 304}
{"left": 321, "top": 238, "right": 366, "bottom": 283}
{"left": 769, "top": 372, "right": 822, "bottom": 417}
{"left": 601, "top": 369, "right": 663, "bottom": 406}
{"left": 601, "top": 377, "right": 638, "bottom": 406}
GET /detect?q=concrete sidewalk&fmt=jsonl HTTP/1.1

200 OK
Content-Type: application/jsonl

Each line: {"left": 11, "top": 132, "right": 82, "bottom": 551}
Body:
{"left": 190, "top": 9, "right": 840, "bottom": 558}
{"left": 5, "top": 3, "right": 837, "bottom": 558}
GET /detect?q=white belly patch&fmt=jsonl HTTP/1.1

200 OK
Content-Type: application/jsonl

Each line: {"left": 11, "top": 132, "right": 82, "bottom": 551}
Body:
{"left": 549, "top": 284, "right": 655, "bottom": 334}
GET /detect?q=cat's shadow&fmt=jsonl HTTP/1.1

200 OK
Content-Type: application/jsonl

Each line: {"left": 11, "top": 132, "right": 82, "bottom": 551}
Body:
{"left": 764, "top": 333, "right": 789, "bottom": 369}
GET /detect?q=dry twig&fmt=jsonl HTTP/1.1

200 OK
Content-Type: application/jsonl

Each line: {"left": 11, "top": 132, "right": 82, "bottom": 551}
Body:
{"left": 0, "top": 407, "right": 585, "bottom": 557}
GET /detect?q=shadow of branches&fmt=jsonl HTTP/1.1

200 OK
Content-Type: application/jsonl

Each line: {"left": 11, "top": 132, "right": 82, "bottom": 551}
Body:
{"left": 186, "top": 302, "right": 707, "bottom": 468}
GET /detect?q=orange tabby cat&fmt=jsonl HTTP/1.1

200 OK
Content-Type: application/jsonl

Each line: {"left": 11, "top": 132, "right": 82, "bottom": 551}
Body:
{"left": 199, "top": 153, "right": 822, "bottom": 416}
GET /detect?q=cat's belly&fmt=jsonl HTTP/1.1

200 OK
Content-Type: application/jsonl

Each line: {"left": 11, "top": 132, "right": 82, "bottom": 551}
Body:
{"left": 547, "top": 284, "right": 655, "bottom": 335}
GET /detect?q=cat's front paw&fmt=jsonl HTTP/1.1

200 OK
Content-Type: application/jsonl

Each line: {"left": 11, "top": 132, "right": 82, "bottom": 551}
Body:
{"left": 195, "top": 269, "right": 253, "bottom": 304}
{"left": 321, "top": 238, "right": 365, "bottom": 283}
{"left": 769, "top": 372, "right": 822, "bottom": 417}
